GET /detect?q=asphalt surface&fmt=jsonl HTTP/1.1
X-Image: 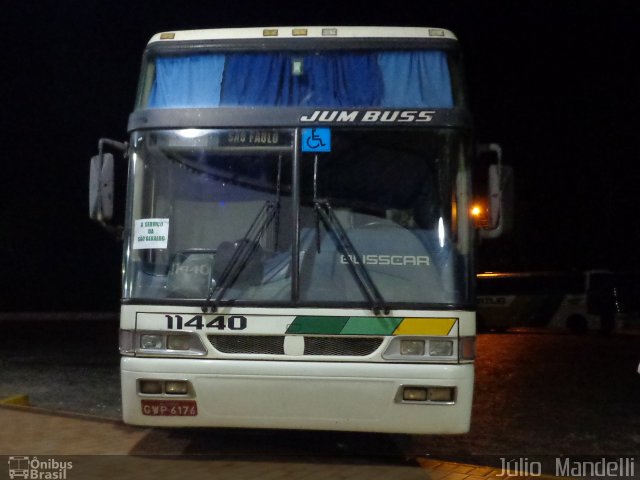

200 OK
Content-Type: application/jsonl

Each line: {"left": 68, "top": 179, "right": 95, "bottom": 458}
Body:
{"left": 0, "top": 316, "right": 121, "bottom": 418}
{"left": 1, "top": 407, "right": 548, "bottom": 480}
{"left": 1, "top": 316, "right": 639, "bottom": 467}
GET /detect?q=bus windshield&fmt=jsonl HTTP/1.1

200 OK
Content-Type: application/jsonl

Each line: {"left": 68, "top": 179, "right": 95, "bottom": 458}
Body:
{"left": 123, "top": 127, "right": 473, "bottom": 308}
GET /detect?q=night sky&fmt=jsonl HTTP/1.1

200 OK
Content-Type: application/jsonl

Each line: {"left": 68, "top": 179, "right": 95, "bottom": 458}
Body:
{"left": 1, "top": 1, "right": 638, "bottom": 311}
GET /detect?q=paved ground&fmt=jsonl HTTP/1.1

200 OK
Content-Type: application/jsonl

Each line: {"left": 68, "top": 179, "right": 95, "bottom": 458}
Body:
{"left": 2, "top": 319, "right": 639, "bottom": 457}
{"left": 2, "top": 316, "right": 640, "bottom": 479}
{"left": 0, "top": 405, "right": 559, "bottom": 480}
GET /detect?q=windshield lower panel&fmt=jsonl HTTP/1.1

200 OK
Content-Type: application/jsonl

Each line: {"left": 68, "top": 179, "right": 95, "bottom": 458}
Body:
{"left": 123, "top": 128, "right": 473, "bottom": 308}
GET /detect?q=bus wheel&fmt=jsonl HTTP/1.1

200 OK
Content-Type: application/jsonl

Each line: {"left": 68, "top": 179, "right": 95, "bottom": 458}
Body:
{"left": 566, "top": 314, "right": 587, "bottom": 334}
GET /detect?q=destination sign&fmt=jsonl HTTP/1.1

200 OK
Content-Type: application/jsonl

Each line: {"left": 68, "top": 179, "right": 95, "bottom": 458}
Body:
{"left": 220, "top": 130, "right": 291, "bottom": 147}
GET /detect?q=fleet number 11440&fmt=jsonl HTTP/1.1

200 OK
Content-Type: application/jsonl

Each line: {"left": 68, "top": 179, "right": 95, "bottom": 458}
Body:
{"left": 165, "top": 314, "right": 247, "bottom": 331}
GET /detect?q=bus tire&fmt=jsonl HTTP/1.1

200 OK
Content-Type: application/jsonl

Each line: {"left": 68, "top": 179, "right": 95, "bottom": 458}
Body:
{"left": 566, "top": 314, "right": 587, "bottom": 334}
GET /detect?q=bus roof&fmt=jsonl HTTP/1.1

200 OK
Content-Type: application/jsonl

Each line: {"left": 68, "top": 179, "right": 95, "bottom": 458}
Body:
{"left": 148, "top": 26, "right": 457, "bottom": 45}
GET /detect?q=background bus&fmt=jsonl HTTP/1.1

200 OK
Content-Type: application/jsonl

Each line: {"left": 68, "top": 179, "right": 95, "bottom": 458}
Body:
{"left": 476, "top": 270, "right": 639, "bottom": 333}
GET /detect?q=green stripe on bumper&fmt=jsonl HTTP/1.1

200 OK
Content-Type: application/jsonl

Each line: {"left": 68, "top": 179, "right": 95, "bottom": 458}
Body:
{"left": 341, "top": 316, "right": 402, "bottom": 335}
{"left": 286, "top": 316, "right": 401, "bottom": 335}
{"left": 286, "top": 316, "right": 350, "bottom": 334}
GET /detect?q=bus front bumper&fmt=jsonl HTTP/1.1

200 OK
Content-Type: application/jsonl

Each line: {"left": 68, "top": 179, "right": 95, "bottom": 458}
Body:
{"left": 121, "top": 357, "right": 474, "bottom": 434}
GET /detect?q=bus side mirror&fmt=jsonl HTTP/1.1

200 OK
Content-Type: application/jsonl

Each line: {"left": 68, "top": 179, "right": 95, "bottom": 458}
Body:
{"left": 88, "top": 138, "right": 127, "bottom": 237}
{"left": 482, "top": 163, "right": 514, "bottom": 237}
{"left": 474, "top": 143, "right": 514, "bottom": 239}
{"left": 89, "top": 152, "right": 114, "bottom": 221}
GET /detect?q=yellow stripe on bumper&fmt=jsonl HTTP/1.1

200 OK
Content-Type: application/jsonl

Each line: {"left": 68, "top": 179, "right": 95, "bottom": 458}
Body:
{"left": 393, "top": 317, "right": 456, "bottom": 336}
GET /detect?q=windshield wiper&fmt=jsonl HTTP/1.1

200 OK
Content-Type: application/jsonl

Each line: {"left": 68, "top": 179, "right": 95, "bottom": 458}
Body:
{"left": 313, "top": 198, "right": 390, "bottom": 315}
{"left": 202, "top": 200, "right": 278, "bottom": 312}
{"left": 202, "top": 157, "right": 283, "bottom": 313}
{"left": 309, "top": 154, "right": 388, "bottom": 314}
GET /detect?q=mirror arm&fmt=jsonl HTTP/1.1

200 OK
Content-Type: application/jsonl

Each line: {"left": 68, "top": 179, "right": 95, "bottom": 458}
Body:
{"left": 479, "top": 213, "right": 504, "bottom": 239}
{"left": 98, "top": 138, "right": 128, "bottom": 158}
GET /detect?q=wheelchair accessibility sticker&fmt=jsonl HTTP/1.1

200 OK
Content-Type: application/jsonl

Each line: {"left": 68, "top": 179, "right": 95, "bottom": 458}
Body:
{"left": 302, "top": 128, "right": 331, "bottom": 152}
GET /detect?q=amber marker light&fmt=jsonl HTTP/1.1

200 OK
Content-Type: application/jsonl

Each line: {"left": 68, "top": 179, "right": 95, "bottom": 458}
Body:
{"left": 470, "top": 203, "right": 489, "bottom": 228}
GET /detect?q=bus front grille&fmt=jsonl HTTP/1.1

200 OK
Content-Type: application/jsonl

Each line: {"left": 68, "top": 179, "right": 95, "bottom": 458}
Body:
{"left": 303, "top": 337, "right": 383, "bottom": 356}
{"left": 208, "top": 335, "right": 285, "bottom": 355}
{"left": 207, "top": 335, "right": 383, "bottom": 356}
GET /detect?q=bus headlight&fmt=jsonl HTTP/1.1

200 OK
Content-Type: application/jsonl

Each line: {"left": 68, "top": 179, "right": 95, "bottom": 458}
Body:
{"left": 400, "top": 339, "right": 425, "bottom": 356}
{"left": 429, "top": 339, "right": 454, "bottom": 357}
{"left": 129, "top": 330, "right": 207, "bottom": 356}
{"left": 167, "top": 335, "right": 193, "bottom": 351}
{"left": 140, "top": 334, "right": 164, "bottom": 350}
{"left": 383, "top": 337, "right": 460, "bottom": 362}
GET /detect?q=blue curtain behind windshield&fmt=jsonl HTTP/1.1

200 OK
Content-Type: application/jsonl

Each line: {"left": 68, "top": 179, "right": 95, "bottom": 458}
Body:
{"left": 220, "top": 53, "right": 294, "bottom": 106}
{"left": 220, "top": 53, "right": 382, "bottom": 106}
{"left": 378, "top": 51, "right": 453, "bottom": 108}
{"left": 148, "top": 54, "right": 225, "bottom": 108}
{"left": 147, "top": 51, "right": 452, "bottom": 108}
{"left": 299, "top": 53, "right": 382, "bottom": 106}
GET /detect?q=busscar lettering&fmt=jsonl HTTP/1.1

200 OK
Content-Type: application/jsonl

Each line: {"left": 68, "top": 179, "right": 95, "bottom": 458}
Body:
{"left": 300, "top": 110, "right": 435, "bottom": 123}
{"left": 340, "top": 254, "right": 430, "bottom": 266}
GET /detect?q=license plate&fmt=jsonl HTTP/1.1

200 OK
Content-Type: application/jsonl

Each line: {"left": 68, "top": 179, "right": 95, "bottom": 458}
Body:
{"left": 141, "top": 399, "right": 198, "bottom": 416}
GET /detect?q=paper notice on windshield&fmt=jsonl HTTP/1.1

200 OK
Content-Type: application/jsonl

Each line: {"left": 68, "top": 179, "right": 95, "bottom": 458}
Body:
{"left": 133, "top": 218, "right": 169, "bottom": 249}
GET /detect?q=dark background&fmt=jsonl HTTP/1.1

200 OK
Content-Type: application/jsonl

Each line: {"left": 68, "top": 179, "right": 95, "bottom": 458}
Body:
{"left": 1, "top": 1, "right": 638, "bottom": 312}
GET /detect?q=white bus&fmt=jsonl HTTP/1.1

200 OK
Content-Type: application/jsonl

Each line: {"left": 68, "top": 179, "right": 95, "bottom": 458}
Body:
{"left": 477, "top": 270, "right": 638, "bottom": 333}
{"left": 90, "top": 26, "right": 504, "bottom": 434}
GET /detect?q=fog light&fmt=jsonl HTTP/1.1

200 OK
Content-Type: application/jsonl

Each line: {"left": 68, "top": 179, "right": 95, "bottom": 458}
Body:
{"left": 165, "top": 381, "right": 189, "bottom": 395}
{"left": 429, "top": 339, "right": 453, "bottom": 356}
{"left": 140, "top": 334, "right": 164, "bottom": 350}
{"left": 140, "top": 380, "right": 163, "bottom": 394}
{"left": 403, "top": 387, "right": 428, "bottom": 401}
{"left": 428, "top": 387, "right": 455, "bottom": 402}
{"left": 167, "top": 335, "right": 191, "bottom": 350}
{"left": 400, "top": 340, "right": 425, "bottom": 356}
